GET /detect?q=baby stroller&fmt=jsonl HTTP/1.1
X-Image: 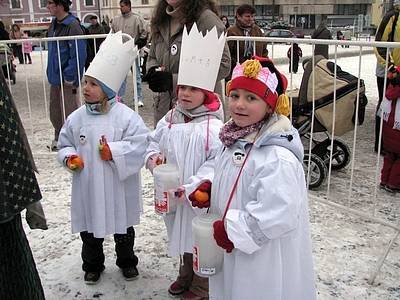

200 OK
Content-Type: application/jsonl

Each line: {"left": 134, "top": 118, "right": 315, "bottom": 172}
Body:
{"left": 0, "top": 43, "right": 16, "bottom": 84}
{"left": 290, "top": 55, "right": 368, "bottom": 189}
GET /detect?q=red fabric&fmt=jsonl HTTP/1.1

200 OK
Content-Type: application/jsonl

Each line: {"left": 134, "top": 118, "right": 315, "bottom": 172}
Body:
{"left": 188, "top": 181, "right": 211, "bottom": 208}
{"left": 382, "top": 99, "right": 400, "bottom": 154}
{"left": 213, "top": 220, "right": 234, "bottom": 253}
{"left": 385, "top": 84, "right": 400, "bottom": 100}
{"left": 381, "top": 152, "right": 400, "bottom": 189}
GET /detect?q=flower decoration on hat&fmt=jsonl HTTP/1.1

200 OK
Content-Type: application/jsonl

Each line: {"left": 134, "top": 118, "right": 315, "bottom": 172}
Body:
{"left": 227, "top": 58, "right": 290, "bottom": 116}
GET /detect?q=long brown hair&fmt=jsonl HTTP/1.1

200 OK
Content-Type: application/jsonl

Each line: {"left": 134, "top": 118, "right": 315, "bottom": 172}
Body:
{"left": 151, "top": 0, "right": 218, "bottom": 35}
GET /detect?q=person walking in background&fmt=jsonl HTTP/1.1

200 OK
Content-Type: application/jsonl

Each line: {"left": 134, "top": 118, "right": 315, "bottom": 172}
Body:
{"left": 378, "top": 65, "right": 400, "bottom": 193}
{"left": 22, "top": 32, "right": 33, "bottom": 64}
{"left": 287, "top": 43, "right": 302, "bottom": 73}
{"left": 220, "top": 15, "right": 230, "bottom": 29}
{"left": 46, "top": 0, "right": 86, "bottom": 151}
{"left": 145, "top": 23, "right": 226, "bottom": 300}
{"left": 146, "top": 0, "right": 230, "bottom": 126}
{"left": 88, "top": 15, "right": 106, "bottom": 54}
{"left": 374, "top": 0, "right": 400, "bottom": 154}
{"left": 57, "top": 32, "right": 150, "bottom": 284}
{"left": 112, "top": 0, "right": 148, "bottom": 107}
{"left": 0, "top": 21, "right": 9, "bottom": 41}
{"left": 226, "top": 4, "right": 268, "bottom": 79}
{"left": 311, "top": 16, "right": 332, "bottom": 59}
{"left": 9, "top": 24, "right": 24, "bottom": 64}
{"left": 0, "top": 68, "right": 48, "bottom": 300}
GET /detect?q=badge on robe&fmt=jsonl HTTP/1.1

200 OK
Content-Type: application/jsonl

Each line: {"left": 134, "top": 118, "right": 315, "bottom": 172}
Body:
{"left": 232, "top": 150, "right": 246, "bottom": 166}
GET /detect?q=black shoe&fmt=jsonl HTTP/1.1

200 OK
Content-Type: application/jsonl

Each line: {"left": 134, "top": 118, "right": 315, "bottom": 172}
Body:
{"left": 121, "top": 266, "right": 139, "bottom": 281}
{"left": 384, "top": 185, "right": 400, "bottom": 194}
{"left": 84, "top": 271, "right": 101, "bottom": 285}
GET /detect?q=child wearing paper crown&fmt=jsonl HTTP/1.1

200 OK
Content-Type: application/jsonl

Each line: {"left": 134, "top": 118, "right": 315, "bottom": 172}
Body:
{"left": 57, "top": 32, "right": 150, "bottom": 285}
{"left": 145, "top": 24, "right": 225, "bottom": 300}
{"left": 378, "top": 65, "right": 400, "bottom": 193}
{"left": 207, "top": 57, "right": 316, "bottom": 300}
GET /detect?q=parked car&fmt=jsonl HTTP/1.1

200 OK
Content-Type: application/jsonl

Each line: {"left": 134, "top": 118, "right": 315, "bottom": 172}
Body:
{"left": 265, "top": 29, "right": 297, "bottom": 40}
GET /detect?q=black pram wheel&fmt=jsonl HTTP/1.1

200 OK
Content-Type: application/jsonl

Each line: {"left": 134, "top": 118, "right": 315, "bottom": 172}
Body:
{"left": 312, "top": 138, "right": 351, "bottom": 171}
{"left": 303, "top": 153, "right": 327, "bottom": 189}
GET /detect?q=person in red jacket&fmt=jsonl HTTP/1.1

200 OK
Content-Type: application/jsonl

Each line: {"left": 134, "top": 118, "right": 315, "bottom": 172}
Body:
{"left": 379, "top": 65, "right": 400, "bottom": 193}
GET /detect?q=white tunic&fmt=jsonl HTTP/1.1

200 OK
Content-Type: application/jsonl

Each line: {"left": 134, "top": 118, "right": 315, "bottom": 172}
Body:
{"left": 209, "top": 115, "right": 316, "bottom": 300}
{"left": 146, "top": 114, "right": 223, "bottom": 256}
{"left": 57, "top": 103, "right": 150, "bottom": 238}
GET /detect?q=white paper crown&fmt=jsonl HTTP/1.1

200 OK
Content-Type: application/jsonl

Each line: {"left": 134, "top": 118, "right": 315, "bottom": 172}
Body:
{"left": 85, "top": 31, "right": 138, "bottom": 93}
{"left": 177, "top": 23, "right": 226, "bottom": 91}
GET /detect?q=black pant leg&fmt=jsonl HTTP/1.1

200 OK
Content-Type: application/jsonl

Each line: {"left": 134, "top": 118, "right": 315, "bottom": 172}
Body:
{"left": 376, "top": 76, "right": 385, "bottom": 152}
{"left": 80, "top": 231, "right": 105, "bottom": 273}
{"left": 114, "top": 227, "right": 138, "bottom": 269}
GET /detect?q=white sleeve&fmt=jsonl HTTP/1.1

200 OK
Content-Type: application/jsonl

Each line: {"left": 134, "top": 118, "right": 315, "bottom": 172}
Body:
{"left": 144, "top": 116, "right": 168, "bottom": 163}
{"left": 57, "top": 117, "right": 77, "bottom": 167}
{"left": 108, "top": 113, "right": 150, "bottom": 181}
{"left": 226, "top": 155, "right": 304, "bottom": 254}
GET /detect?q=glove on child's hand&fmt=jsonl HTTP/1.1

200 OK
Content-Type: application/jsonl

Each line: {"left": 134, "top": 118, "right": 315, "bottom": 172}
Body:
{"left": 66, "top": 154, "right": 84, "bottom": 171}
{"left": 99, "top": 135, "right": 112, "bottom": 161}
{"left": 188, "top": 181, "right": 211, "bottom": 208}
{"left": 213, "top": 220, "right": 234, "bottom": 253}
{"left": 385, "top": 83, "right": 400, "bottom": 100}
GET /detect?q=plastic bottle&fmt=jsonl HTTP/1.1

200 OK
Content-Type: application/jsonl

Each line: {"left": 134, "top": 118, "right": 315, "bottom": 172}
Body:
{"left": 192, "top": 213, "right": 224, "bottom": 277}
{"left": 153, "top": 164, "right": 180, "bottom": 215}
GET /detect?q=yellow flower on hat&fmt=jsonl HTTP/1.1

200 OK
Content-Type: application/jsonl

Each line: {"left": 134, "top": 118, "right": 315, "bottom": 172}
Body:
{"left": 243, "top": 60, "right": 262, "bottom": 79}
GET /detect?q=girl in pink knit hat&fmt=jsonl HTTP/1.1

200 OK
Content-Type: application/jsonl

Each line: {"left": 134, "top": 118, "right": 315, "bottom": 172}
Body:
{"left": 208, "top": 57, "right": 316, "bottom": 300}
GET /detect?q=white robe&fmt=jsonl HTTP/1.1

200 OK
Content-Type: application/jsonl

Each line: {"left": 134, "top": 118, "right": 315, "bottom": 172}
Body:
{"left": 57, "top": 103, "right": 150, "bottom": 238}
{"left": 209, "top": 115, "right": 316, "bottom": 300}
{"left": 146, "top": 115, "right": 223, "bottom": 256}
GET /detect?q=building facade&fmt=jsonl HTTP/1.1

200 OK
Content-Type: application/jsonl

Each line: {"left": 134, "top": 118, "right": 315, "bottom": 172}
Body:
{"left": 0, "top": 0, "right": 156, "bottom": 32}
{"left": 219, "top": 0, "right": 373, "bottom": 29}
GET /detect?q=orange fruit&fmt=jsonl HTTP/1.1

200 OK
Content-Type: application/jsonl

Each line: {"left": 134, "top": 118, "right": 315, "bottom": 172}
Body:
{"left": 194, "top": 190, "right": 209, "bottom": 203}
{"left": 69, "top": 156, "right": 84, "bottom": 169}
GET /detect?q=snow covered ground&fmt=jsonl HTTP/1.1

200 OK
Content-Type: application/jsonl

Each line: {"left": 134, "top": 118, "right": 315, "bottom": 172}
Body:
{"left": 10, "top": 48, "right": 400, "bottom": 299}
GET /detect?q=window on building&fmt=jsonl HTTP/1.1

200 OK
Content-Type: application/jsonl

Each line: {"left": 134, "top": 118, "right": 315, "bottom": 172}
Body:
{"left": 39, "top": 0, "right": 47, "bottom": 8}
{"left": 103, "top": 0, "right": 108, "bottom": 6}
{"left": 142, "top": 0, "right": 149, "bottom": 4}
{"left": 11, "top": 0, "right": 22, "bottom": 9}
{"left": 334, "top": 4, "right": 368, "bottom": 15}
{"left": 85, "top": 0, "right": 94, "bottom": 6}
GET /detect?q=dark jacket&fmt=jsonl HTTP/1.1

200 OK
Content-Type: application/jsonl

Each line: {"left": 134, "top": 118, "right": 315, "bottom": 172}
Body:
{"left": 227, "top": 23, "right": 268, "bottom": 76}
{"left": 47, "top": 13, "right": 87, "bottom": 86}
{"left": 311, "top": 24, "right": 332, "bottom": 59}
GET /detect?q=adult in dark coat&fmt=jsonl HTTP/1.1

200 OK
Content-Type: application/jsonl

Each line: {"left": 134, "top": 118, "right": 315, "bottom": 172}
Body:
{"left": 0, "top": 68, "right": 48, "bottom": 300}
{"left": 311, "top": 18, "right": 332, "bottom": 59}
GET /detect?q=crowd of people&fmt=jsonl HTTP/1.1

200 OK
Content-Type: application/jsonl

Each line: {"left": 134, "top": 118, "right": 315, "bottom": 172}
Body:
{"left": 2, "top": 0, "right": 400, "bottom": 299}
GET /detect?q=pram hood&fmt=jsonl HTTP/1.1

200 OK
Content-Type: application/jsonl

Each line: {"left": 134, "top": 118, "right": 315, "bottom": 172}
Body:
{"left": 294, "top": 55, "right": 367, "bottom": 136}
{"left": 252, "top": 114, "right": 304, "bottom": 163}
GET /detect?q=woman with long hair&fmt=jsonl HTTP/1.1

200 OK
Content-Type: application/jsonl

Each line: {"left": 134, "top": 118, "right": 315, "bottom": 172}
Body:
{"left": 9, "top": 24, "right": 24, "bottom": 64}
{"left": 145, "top": 0, "right": 231, "bottom": 127}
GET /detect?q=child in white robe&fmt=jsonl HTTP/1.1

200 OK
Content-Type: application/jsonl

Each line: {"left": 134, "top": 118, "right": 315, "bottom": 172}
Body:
{"left": 209, "top": 57, "right": 316, "bottom": 300}
{"left": 57, "top": 32, "right": 150, "bottom": 284}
